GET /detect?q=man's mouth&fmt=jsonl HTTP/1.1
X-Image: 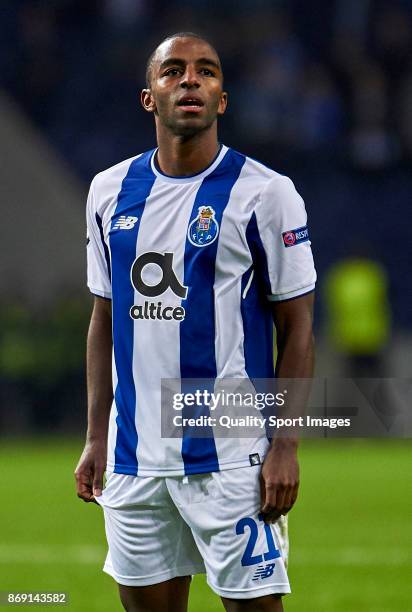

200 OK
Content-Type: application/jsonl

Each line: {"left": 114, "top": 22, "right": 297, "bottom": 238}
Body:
{"left": 176, "top": 97, "right": 204, "bottom": 113}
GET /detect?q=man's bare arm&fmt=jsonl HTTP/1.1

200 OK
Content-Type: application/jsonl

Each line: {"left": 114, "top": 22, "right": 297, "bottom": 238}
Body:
{"left": 260, "top": 291, "right": 315, "bottom": 522}
{"left": 74, "top": 296, "right": 112, "bottom": 503}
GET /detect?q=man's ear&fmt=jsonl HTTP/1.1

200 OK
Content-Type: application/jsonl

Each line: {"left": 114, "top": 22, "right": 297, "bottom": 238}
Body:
{"left": 217, "top": 91, "right": 228, "bottom": 116}
{"left": 141, "top": 89, "right": 156, "bottom": 113}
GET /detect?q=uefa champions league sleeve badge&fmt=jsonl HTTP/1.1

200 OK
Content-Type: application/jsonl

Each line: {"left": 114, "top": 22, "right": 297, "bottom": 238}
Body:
{"left": 187, "top": 206, "right": 219, "bottom": 247}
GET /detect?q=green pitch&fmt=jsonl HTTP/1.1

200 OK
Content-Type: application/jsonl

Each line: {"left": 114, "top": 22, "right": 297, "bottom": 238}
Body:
{"left": 0, "top": 439, "right": 410, "bottom": 611}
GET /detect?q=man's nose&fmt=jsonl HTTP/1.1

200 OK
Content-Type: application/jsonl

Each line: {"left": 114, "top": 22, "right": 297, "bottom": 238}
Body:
{"left": 180, "top": 66, "right": 200, "bottom": 88}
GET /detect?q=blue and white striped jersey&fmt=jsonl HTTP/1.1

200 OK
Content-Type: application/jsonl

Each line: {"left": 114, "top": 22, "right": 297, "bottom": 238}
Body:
{"left": 86, "top": 145, "right": 316, "bottom": 476}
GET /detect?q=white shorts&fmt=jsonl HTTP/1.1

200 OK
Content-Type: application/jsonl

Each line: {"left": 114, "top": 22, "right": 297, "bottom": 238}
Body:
{"left": 95, "top": 465, "right": 290, "bottom": 600}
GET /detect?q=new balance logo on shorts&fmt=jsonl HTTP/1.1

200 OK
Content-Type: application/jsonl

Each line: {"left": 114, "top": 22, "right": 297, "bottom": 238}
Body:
{"left": 249, "top": 453, "right": 261, "bottom": 466}
{"left": 113, "top": 215, "right": 138, "bottom": 230}
{"left": 252, "top": 563, "right": 276, "bottom": 581}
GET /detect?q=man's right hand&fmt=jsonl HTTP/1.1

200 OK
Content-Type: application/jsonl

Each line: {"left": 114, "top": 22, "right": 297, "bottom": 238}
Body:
{"left": 74, "top": 440, "right": 107, "bottom": 503}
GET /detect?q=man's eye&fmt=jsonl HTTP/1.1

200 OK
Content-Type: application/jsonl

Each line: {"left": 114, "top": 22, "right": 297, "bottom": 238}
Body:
{"left": 164, "top": 68, "right": 180, "bottom": 76}
{"left": 201, "top": 68, "right": 214, "bottom": 76}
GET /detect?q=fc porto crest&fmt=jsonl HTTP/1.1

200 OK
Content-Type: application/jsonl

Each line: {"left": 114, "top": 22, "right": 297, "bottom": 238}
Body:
{"left": 188, "top": 206, "right": 219, "bottom": 247}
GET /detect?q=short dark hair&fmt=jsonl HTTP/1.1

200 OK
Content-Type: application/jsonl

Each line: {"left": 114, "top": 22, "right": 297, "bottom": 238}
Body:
{"left": 145, "top": 31, "right": 220, "bottom": 87}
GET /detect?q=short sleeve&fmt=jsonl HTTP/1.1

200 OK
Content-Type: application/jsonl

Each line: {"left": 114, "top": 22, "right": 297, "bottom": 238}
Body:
{"left": 86, "top": 179, "right": 112, "bottom": 299}
{"left": 253, "top": 175, "right": 316, "bottom": 301}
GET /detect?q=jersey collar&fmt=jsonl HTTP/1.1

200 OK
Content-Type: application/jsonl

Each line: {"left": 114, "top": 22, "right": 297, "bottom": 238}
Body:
{"left": 150, "top": 144, "right": 228, "bottom": 184}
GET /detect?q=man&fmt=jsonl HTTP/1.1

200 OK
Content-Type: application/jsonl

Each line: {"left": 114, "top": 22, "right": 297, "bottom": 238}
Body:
{"left": 75, "top": 32, "right": 316, "bottom": 612}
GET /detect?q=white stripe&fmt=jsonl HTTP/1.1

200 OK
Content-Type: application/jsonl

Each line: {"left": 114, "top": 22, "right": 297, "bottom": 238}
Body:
{"left": 253, "top": 175, "right": 317, "bottom": 297}
{"left": 91, "top": 158, "right": 136, "bottom": 471}
{"left": 88, "top": 287, "right": 112, "bottom": 299}
{"left": 242, "top": 270, "right": 254, "bottom": 299}
{"left": 213, "top": 158, "right": 272, "bottom": 467}
{"left": 213, "top": 159, "right": 257, "bottom": 379}
{"left": 132, "top": 178, "right": 200, "bottom": 474}
{"left": 106, "top": 351, "right": 118, "bottom": 470}
{"left": 267, "top": 282, "right": 315, "bottom": 302}
{"left": 93, "top": 154, "right": 140, "bottom": 246}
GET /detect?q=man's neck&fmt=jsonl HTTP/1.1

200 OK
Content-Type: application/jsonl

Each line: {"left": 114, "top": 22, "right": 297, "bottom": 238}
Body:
{"left": 155, "top": 127, "right": 220, "bottom": 177}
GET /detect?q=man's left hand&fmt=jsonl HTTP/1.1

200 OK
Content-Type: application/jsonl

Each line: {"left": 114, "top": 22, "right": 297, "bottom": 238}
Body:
{"left": 260, "top": 441, "right": 299, "bottom": 523}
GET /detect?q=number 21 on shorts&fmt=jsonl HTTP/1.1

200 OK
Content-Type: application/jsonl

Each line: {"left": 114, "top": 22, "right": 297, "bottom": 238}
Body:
{"left": 235, "top": 513, "right": 281, "bottom": 566}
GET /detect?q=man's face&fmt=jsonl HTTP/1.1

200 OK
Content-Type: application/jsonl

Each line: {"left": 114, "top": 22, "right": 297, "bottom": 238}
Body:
{"left": 142, "top": 37, "right": 227, "bottom": 137}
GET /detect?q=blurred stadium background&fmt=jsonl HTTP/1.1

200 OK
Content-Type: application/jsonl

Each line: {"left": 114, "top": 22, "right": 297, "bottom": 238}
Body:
{"left": 0, "top": 1, "right": 411, "bottom": 610}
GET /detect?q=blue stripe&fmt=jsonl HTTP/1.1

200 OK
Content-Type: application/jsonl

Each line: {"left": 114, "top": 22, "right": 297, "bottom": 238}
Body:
{"left": 240, "top": 267, "right": 274, "bottom": 379}
{"left": 109, "top": 151, "right": 156, "bottom": 475}
{"left": 95, "top": 212, "right": 111, "bottom": 280}
{"left": 245, "top": 212, "right": 272, "bottom": 296}
{"left": 242, "top": 213, "right": 276, "bottom": 439}
{"left": 242, "top": 213, "right": 275, "bottom": 378}
{"left": 180, "top": 149, "right": 246, "bottom": 474}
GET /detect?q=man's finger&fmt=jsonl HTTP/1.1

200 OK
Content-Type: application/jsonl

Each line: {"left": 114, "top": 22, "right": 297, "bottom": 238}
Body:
{"left": 262, "top": 508, "right": 282, "bottom": 523}
{"left": 92, "top": 465, "right": 105, "bottom": 497}
{"left": 259, "top": 474, "right": 266, "bottom": 508}
{"left": 77, "top": 486, "right": 94, "bottom": 503}
{"left": 274, "top": 486, "right": 286, "bottom": 514}
{"left": 75, "top": 471, "right": 94, "bottom": 502}
{"left": 261, "top": 481, "right": 277, "bottom": 514}
{"left": 288, "top": 482, "right": 299, "bottom": 510}
{"left": 282, "top": 486, "right": 295, "bottom": 512}
{"left": 279, "top": 481, "right": 299, "bottom": 515}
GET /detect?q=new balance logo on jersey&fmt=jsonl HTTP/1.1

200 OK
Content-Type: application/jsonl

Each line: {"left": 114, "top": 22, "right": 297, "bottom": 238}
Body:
{"left": 252, "top": 563, "right": 276, "bottom": 581}
{"left": 113, "top": 215, "right": 138, "bottom": 230}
